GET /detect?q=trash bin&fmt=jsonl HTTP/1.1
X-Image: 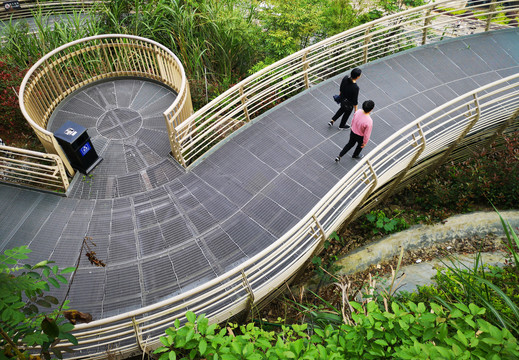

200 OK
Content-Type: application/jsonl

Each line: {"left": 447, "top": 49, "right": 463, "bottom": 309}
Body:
{"left": 54, "top": 121, "right": 102, "bottom": 174}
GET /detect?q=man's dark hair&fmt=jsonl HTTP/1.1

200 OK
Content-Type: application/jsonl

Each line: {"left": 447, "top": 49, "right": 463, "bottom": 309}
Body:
{"left": 350, "top": 68, "right": 362, "bottom": 79}
{"left": 362, "top": 100, "right": 375, "bottom": 113}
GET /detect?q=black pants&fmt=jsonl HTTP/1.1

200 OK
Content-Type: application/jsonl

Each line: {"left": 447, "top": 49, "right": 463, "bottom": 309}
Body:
{"left": 332, "top": 100, "right": 354, "bottom": 128}
{"left": 339, "top": 131, "right": 363, "bottom": 158}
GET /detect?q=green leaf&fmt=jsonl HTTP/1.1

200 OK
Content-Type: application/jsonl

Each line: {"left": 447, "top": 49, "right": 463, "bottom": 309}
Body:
{"left": 199, "top": 339, "right": 207, "bottom": 355}
{"left": 231, "top": 341, "right": 242, "bottom": 355}
{"left": 207, "top": 323, "right": 218, "bottom": 335}
{"left": 44, "top": 295, "right": 59, "bottom": 305}
{"left": 374, "top": 339, "right": 388, "bottom": 346}
{"left": 169, "top": 352, "right": 176, "bottom": 360}
{"left": 282, "top": 351, "right": 296, "bottom": 358}
{"left": 17, "top": 246, "right": 32, "bottom": 254}
{"left": 60, "top": 331, "right": 78, "bottom": 346}
{"left": 456, "top": 330, "right": 468, "bottom": 347}
{"left": 41, "top": 317, "right": 60, "bottom": 338}
{"left": 52, "top": 265, "right": 59, "bottom": 275}
{"left": 33, "top": 260, "right": 50, "bottom": 269}
{"left": 453, "top": 303, "right": 469, "bottom": 314}
{"left": 154, "top": 347, "right": 169, "bottom": 354}
{"left": 60, "top": 322, "right": 74, "bottom": 333}
{"left": 186, "top": 311, "right": 196, "bottom": 324}
{"left": 185, "top": 327, "right": 195, "bottom": 343}
{"left": 36, "top": 299, "right": 52, "bottom": 308}
{"left": 51, "top": 348, "right": 63, "bottom": 359}
{"left": 60, "top": 267, "right": 76, "bottom": 274}
{"left": 417, "top": 303, "right": 426, "bottom": 313}
{"left": 47, "top": 277, "right": 60, "bottom": 288}
{"left": 56, "top": 274, "right": 68, "bottom": 284}
{"left": 27, "top": 271, "right": 41, "bottom": 279}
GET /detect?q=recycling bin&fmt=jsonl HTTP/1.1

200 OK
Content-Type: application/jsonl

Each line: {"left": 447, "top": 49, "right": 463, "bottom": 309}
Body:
{"left": 54, "top": 121, "right": 102, "bottom": 174}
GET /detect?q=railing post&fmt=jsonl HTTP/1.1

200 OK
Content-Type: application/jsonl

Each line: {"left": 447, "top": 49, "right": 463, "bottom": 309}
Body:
{"left": 342, "top": 160, "right": 379, "bottom": 225}
{"left": 154, "top": 45, "right": 169, "bottom": 86}
{"left": 422, "top": 8, "right": 434, "bottom": 46}
{"left": 485, "top": 0, "right": 497, "bottom": 32}
{"left": 363, "top": 26, "right": 373, "bottom": 64}
{"left": 52, "top": 154, "right": 70, "bottom": 191}
{"left": 167, "top": 125, "right": 187, "bottom": 167}
{"left": 380, "top": 124, "right": 426, "bottom": 203}
{"left": 292, "top": 215, "right": 328, "bottom": 283}
{"left": 302, "top": 51, "right": 310, "bottom": 89}
{"left": 239, "top": 85, "right": 250, "bottom": 122}
{"left": 430, "top": 94, "right": 481, "bottom": 174}
{"left": 239, "top": 270, "right": 255, "bottom": 322}
{"left": 51, "top": 137, "right": 75, "bottom": 176}
{"left": 131, "top": 317, "right": 149, "bottom": 356}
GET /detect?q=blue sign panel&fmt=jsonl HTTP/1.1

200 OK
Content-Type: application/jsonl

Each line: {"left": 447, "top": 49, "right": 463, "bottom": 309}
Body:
{"left": 80, "top": 142, "right": 91, "bottom": 156}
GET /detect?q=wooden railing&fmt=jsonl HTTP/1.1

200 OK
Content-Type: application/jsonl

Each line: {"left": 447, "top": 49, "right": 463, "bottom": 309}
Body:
{"left": 19, "top": 34, "right": 192, "bottom": 174}
{"left": 65, "top": 55, "right": 519, "bottom": 360}
{"left": 175, "top": 0, "right": 518, "bottom": 167}
{"left": 0, "top": 144, "right": 69, "bottom": 192}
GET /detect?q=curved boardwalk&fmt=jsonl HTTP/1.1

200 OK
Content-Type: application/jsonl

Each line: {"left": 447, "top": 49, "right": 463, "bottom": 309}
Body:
{"left": 1, "top": 29, "right": 518, "bottom": 321}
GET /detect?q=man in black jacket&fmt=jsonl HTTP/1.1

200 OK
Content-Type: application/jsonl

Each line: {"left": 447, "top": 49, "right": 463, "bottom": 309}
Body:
{"left": 329, "top": 68, "right": 362, "bottom": 130}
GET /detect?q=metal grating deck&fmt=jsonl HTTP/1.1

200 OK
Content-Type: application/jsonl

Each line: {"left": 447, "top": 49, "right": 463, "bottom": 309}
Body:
{"left": 0, "top": 29, "right": 518, "bottom": 320}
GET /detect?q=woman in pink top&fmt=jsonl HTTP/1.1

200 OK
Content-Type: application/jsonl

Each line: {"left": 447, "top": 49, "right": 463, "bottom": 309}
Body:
{"left": 335, "top": 100, "right": 375, "bottom": 161}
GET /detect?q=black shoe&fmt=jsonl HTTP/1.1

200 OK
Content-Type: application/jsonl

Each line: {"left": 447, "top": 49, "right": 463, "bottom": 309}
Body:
{"left": 352, "top": 154, "right": 364, "bottom": 159}
{"left": 335, "top": 156, "right": 341, "bottom": 162}
{"left": 328, "top": 120, "right": 334, "bottom": 127}
{"left": 338, "top": 125, "right": 350, "bottom": 130}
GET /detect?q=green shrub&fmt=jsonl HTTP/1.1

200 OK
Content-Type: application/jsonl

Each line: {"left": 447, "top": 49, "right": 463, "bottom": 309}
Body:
{"left": 396, "top": 132, "right": 519, "bottom": 220}
{"left": 405, "top": 264, "right": 519, "bottom": 334}
{"left": 363, "top": 209, "right": 409, "bottom": 235}
{"left": 155, "top": 303, "right": 519, "bottom": 360}
{"left": 0, "top": 246, "right": 77, "bottom": 359}
{"left": 0, "top": 57, "right": 33, "bottom": 147}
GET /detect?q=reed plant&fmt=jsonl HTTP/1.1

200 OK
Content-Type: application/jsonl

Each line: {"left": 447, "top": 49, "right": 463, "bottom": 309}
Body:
{"left": 94, "top": 0, "right": 263, "bottom": 107}
{"left": 0, "top": 9, "right": 101, "bottom": 66}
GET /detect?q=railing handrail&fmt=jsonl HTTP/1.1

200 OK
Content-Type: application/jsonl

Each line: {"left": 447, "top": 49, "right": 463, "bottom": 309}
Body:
{"left": 0, "top": 144, "right": 70, "bottom": 191}
{"left": 177, "top": 0, "right": 455, "bottom": 131}
{"left": 19, "top": 33, "right": 185, "bottom": 137}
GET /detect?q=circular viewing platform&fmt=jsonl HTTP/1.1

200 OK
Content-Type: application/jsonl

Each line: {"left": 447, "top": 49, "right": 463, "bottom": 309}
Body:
{"left": 48, "top": 79, "right": 182, "bottom": 198}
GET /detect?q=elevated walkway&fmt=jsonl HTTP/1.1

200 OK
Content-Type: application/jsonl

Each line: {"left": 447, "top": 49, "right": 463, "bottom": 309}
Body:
{"left": 1, "top": 29, "right": 517, "bottom": 320}
{"left": 0, "top": 18, "right": 518, "bottom": 356}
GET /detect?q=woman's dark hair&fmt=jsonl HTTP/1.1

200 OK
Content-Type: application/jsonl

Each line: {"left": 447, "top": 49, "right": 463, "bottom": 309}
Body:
{"left": 350, "top": 68, "right": 362, "bottom": 80}
{"left": 362, "top": 100, "right": 375, "bottom": 113}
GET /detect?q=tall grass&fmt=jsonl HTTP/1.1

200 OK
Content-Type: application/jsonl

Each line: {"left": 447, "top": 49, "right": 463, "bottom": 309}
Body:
{"left": 0, "top": 9, "right": 101, "bottom": 65}
{"left": 94, "top": 0, "right": 263, "bottom": 106}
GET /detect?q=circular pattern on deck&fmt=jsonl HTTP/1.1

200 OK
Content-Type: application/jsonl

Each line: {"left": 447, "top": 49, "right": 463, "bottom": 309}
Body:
{"left": 97, "top": 108, "right": 143, "bottom": 140}
{"left": 47, "top": 79, "right": 185, "bottom": 199}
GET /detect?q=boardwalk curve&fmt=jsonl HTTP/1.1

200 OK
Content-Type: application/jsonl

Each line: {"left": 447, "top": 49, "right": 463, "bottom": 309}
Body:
{"left": 1, "top": 2, "right": 519, "bottom": 358}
